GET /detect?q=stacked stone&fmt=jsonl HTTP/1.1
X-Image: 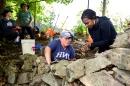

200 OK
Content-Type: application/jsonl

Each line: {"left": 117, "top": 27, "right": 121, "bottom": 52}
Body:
{"left": 1, "top": 29, "right": 130, "bottom": 86}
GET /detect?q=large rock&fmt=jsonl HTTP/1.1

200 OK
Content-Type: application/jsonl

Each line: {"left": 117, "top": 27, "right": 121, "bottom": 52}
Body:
{"left": 84, "top": 56, "right": 111, "bottom": 74}
{"left": 42, "top": 72, "right": 59, "bottom": 86}
{"left": 113, "top": 68, "right": 130, "bottom": 86}
{"left": 80, "top": 70, "right": 124, "bottom": 86}
{"left": 38, "top": 63, "right": 50, "bottom": 75}
{"left": 7, "top": 73, "right": 16, "bottom": 84}
{"left": 7, "top": 60, "right": 19, "bottom": 84}
{"left": 37, "top": 56, "right": 50, "bottom": 75}
{"left": 17, "top": 72, "right": 33, "bottom": 84}
{"left": 20, "top": 54, "right": 37, "bottom": 71}
{"left": 111, "top": 32, "right": 130, "bottom": 48}
{"left": 51, "top": 60, "right": 70, "bottom": 78}
{"left": 66, "top": 59, "right": 86, "bottom": 82}
{"left": 101, "top": 48, "right": 130, "bottom": 70}
{"left": 30, "top": 75, "right": 48, "bottom": 86}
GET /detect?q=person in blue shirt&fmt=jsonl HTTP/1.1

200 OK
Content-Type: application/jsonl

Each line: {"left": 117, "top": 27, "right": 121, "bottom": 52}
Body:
{"left": 44, "top": 31, "right": 75, "bottom": 65}
{"left": 81, "top": 9, "right": 117, "bottom": 53}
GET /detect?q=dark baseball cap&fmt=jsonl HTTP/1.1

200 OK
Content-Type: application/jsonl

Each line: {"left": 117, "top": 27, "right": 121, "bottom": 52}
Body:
{"left": 1, "top": 8, "right": 13, "bottom": 16}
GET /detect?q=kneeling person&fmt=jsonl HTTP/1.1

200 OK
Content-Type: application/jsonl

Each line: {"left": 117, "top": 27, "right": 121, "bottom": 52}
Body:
{"left": 44, "top": 31, "right": 75, "bottom": 65}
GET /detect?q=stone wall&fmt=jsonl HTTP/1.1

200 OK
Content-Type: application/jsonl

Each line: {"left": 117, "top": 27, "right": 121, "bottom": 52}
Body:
{"left": 1, "top": 29, "right": 130, "bottom": 86}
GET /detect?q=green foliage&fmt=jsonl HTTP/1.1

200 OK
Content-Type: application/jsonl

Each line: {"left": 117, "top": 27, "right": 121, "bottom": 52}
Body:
{"left": 44, "top": 0, "right": 73, "bottom": 5}
{"left": 73, "top": 22, "right": 88, "bottom": 37}
{"left": 112, "top": 16, "right": 130, "bottom": 33}
{"left": 40, "top": 10, "right": 56, "bottom": 32}
{"left": 123, "top": 18, "right": 130, "bottom": 29}
{"left": 4, "top": 0, "right": 73, "bottom": 31}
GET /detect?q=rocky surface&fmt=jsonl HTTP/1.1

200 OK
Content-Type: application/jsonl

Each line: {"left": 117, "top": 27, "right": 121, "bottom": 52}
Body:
{"left": 0, "top": 30, "right": 130, "bottom": 86}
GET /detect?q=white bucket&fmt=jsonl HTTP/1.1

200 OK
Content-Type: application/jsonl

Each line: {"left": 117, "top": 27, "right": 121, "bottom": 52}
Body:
{"left": 21, "top": 39, "right": 35, "bottom": 55}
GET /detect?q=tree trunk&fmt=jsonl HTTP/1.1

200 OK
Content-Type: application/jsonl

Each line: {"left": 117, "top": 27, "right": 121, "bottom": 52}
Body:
{"left": 0, "top": 0, "right": 6, "bottom": 18}
{"left": 102, "top": 0, "right": 106, "bottom": 16}
{"left": 87, "top": 0, "right": 90, "bottom": 9}
{"left": 34, "top": 1, "right": 37, "bottom": 26}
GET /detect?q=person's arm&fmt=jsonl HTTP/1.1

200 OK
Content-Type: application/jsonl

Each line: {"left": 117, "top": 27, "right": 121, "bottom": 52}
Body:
{"left": 44, "top": 46, "right": 51, "bottom": 65}
{"left": 81, "top": 34, "right": 93, "bottom": 52}
{"left": 44, "top": 39, "right": 58, "bottom": 64}
{"left": 70, "top": 46, "right": 76, "bottom": 60}
{"left": 28, "top": 11, "right": 33, "bottom": 27}
{"left": 86, "top": 35, "right": 93, "bottom": 45}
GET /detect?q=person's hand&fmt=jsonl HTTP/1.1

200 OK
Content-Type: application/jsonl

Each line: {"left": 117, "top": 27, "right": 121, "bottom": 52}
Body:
{"left": 16, "top": 26, "right": 21, "bottom": 29}
{"left": 87, "top": 41, "right": 92, "bottom": 47}
{"left": 80, "top": 44, "right": 88, "bottom": 52}
{"left": 45, "top": 64, "right": 51, "bottom": 72}
{"left": 70, "top": 58, "right": 76, "bottom": 61}
{"left": 28, "top": 23, "right": 32, "bottom": 28}
{"left": 80, "top": 42, "right": 90, "bottom": 52}
{"left": 12, "top": 26, "right": 21, "bottom": 32}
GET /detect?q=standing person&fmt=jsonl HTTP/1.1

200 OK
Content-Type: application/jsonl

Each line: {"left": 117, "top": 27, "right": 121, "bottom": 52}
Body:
{"left": 81, "top": 9, "right": 117, "bottom": 53}
{"left": 17, "top": 3, "right": 34, "bottom": 39}
{"left": 0, "top": 8, "right": 20, "bottom": 42}
{"left": 44, "top": 31, "right": 75, "bottom": 65}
